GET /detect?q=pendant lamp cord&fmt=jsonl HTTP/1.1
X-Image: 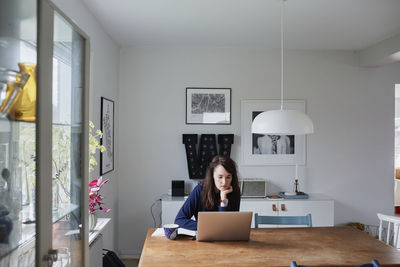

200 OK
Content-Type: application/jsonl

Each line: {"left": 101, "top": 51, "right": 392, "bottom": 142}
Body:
{"left": 280, "top": 0, "right": 284, "bottom": 110}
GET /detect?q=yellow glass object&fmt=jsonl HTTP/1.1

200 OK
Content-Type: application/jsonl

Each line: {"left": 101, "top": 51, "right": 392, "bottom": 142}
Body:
{"left": 0, "top": 68, "right": 29, "bottom": 117}
{"left": 8, "top": 63, "right": 37, "bottom": 122}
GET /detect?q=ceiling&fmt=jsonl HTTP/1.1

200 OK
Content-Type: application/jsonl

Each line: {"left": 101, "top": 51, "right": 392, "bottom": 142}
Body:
{"left": 82, "top": 0, "right": 400, "bottom": 50}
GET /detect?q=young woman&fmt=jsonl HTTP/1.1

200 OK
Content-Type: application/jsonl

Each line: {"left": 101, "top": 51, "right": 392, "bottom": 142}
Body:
{"left": 174, "top": 155, "right": 241, "bottom": 230}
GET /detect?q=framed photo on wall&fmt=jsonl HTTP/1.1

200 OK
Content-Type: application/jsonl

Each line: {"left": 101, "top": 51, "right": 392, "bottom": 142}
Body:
{"left": 186, "top": 87, "right": 231, "bottom": 124}
{"left": 241, "top": 100, "right": 306, "bottom": 165}
{"left": 100, "top": 97, "right": 114, "bottom": 175}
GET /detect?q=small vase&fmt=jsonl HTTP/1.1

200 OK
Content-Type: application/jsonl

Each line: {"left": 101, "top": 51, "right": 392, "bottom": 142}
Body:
{"left": 89, "top": 213, "right": 97, "bottom": 231}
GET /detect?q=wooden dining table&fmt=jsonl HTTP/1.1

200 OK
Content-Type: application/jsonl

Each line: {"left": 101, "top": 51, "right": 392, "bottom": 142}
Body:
{"left": 138, "top": 226, "right": 400, "bottom": 267}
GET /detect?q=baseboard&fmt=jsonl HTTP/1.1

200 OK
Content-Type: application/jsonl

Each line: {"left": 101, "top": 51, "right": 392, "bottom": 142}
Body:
{"left": 119, "top": 250, "right": 141, "bottom": 259}
{"left": 120, "top": 254, "right": 141, "bottom": 259}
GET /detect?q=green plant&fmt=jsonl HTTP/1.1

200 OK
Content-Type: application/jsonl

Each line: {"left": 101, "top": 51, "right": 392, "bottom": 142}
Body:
{"left": 89, "top": 121, "right": 105, "bottom": 174}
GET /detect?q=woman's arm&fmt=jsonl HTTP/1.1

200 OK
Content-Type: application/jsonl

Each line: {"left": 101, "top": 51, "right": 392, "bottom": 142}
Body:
{"left": 174, "top": 185, "right": 201, "bottom": 230}
{"left": 218, "top": 191, "right": 241, "bottom": 212}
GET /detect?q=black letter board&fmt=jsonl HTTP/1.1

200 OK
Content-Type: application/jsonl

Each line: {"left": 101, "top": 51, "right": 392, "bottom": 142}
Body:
{"left": 183, "top": 134, "right": 234, "bottom": 179}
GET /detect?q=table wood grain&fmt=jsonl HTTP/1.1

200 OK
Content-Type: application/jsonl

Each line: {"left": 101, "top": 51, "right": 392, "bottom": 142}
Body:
{"left": 138, "top": 227, "right": 400, "bottom": 267}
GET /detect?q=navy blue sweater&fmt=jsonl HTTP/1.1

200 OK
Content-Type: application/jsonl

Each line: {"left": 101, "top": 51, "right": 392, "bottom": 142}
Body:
{"left": 174, "top": 184, "right": 240, "bottom": 230}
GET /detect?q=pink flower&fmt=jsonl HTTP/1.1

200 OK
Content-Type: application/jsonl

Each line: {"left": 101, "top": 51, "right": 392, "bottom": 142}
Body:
{"left": 89, "top": 176, "right": 110, "bottom": 214}
{"left": 89, "top": 179, "right": 98, "bottom": 187}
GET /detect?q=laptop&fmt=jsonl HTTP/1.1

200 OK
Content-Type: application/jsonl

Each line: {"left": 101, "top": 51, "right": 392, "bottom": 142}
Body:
{"left": 197, "top": 211, "right": 253, "bottom": 241}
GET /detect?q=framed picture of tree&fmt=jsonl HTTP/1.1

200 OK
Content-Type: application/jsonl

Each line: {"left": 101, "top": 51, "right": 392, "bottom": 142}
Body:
{"left": 186, "top": 87, "right": 231, "bottom": 124}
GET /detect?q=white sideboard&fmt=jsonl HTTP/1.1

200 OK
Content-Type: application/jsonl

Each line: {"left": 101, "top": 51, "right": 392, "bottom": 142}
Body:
{"left": 89, "top": 218, "right": 111, "bottom": 267}
{"left": 162, "top": 194, "right": 334, "bottom": 228}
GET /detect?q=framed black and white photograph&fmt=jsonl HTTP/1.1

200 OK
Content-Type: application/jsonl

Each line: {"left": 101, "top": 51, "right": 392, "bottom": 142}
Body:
{"left": 241, "top": 100, "right": 306, "bottom": 165}
{"left": 186, "top": 87, "right": 231, "bottom": 124}
{"left": 100, "top": 97, "right": 114, "bottom": 175}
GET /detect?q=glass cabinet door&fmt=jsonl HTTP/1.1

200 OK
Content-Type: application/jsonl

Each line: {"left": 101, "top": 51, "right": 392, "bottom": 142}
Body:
{"left": 0, "top": 1, "right": 89, "bottom": 266}
{"left": 51, "top": 11, "right": 87, "bottom": 267}
{"left": 0, "top": 0, "right": 38, "bottom": 266}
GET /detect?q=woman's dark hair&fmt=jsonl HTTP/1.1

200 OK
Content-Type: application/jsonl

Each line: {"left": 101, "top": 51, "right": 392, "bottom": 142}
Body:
{"left": 201, "top": 155, "right": 241, "bottom": 210}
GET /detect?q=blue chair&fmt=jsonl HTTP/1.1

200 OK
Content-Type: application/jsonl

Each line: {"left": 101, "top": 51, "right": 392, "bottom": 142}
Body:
{"left": 356, "top": 259, "right": 381, "bottom": 267}
{"left": 291, "top": 259, "right": 380, "bottom": 267}
{"left": 290, "top": 261, "right": 309, "bottom": 267}
{"left": 254, "top": 213, "right": 312, "bottom": 228}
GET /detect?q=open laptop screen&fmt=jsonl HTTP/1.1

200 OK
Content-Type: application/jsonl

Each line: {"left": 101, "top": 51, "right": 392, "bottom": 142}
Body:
{"left": 197, "top": 211, "right": 252, "bottom": 241}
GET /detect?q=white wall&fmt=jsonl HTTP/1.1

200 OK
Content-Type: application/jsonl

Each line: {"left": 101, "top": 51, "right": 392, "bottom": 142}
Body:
{"left": 118, "top": 46, "right": 400, "bottom": 256}
{"left": 51, "top": 0, "right": 120, "bottom": 251}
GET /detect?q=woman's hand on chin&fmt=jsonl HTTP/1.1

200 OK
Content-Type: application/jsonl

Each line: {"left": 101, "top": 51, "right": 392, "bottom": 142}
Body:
{"left": 220, "top": 186, "right": 233, "bottom": 200}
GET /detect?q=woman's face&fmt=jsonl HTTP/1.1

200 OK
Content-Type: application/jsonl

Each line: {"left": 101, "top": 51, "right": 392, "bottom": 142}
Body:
{"left": 213, "top": 164, "right": 232, "bottom": 192}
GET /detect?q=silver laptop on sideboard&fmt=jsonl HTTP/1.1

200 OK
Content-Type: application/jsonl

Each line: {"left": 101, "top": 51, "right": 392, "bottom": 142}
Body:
{"left": 197, "top": 211, "right": 252, "bottom": 241}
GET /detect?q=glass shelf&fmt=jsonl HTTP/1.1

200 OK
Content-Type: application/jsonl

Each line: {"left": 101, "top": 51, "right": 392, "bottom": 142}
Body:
{"left": 52, "top": 122, "right": 82, "bottom": 127}
{"left": 0, "top": 203, "right": 78, "bottom": 260}
{"left": 20, "top": 203, "right": 78, "bottom": 246}
{"left": 52, "top": 203, "right": 79, "bottom": 223}
{"left": 0, "top": 117, "right": 82, "bottom": 128}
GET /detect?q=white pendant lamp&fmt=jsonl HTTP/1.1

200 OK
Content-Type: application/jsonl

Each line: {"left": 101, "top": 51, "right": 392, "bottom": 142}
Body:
{"left": 252, "top": 0, "right": 314, "bottom": 135}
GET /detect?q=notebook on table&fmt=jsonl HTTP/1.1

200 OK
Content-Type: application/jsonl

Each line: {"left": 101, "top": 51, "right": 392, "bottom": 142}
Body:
{"left": 197, "top": 211, "right": 253, "bottom": 241}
